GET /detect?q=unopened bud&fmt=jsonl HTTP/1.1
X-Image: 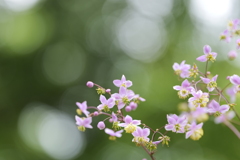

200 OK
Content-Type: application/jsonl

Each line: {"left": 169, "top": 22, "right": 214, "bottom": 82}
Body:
{"left": 86, "top": 81, "right": 94, "bottom": 88}
{"left": 106, "top": 89, "right": 111, "bottom": 93}
{"left": 93, "top": 111, "right": 99, "bottom": 116}
{"left": 125, "top": 106, "right": 132, "bottom": 112}
{"left": 97, "top": 121, "right": 105, "bottom": 130}
{"left": 228, "top": 50, "right": 237, "bottom": 60}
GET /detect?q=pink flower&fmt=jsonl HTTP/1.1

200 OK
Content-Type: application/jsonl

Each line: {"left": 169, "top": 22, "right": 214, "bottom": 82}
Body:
{"left": 226, "top": 86, "right": 237, "bottom": 103}
{"left": 165, "top": 114, "right": 188, "bottom": 133}
{"left": 112, "top": 87, "right": 135, "bottom": 109}
{"left": 172, "top": 60, "right": 191, "bottom": 78}
{"left": 196, "top": 45, "right": 217, "bottom": 62}
{"left": 113, "top": 75, "right": 132, "bottom": 88}
{"left": 200, "top": 75, "right": 218, "bottom": 92}
{"left": 105, "top": 128, "right": 123, "bottom": 138}
{"left": 76, "top": 101, "right": 89, "bottom": 116}
{"left": 229, "top": 74, "right": 240, "bottom": 92}
{"left": 118, "top": 115, "right": 141, "bottom": 133}
{"left": 220, "top": 29, "right": 231, "bottom": 42}
{"left": 185, "top": 122, "right": 203, "bottom": 140}
{"left": 132, "top": 127, "right": 150, "bottom": 144}
{"left": 75, "top": 116, "right": 93, "bottom": 131}
{"left": 237, "top": 39, "right": 240, "bottom": 49}
{"left": 188, "top": 90, "right": 209, "bottom": 108}
{"left": 214, "top": 111, "right": 235, "bottom": 124}
{"left": 207, "top": 100, "right": 230, "bottom": 116}
{"left": 97, "top": 95, "right": 115, "bottom": 112}
{"left": 173, "top": 79, "right": 194, "bottom": 99}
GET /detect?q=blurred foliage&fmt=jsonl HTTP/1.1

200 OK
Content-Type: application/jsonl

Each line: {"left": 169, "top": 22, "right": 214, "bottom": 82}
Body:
{"left": 0, "top": 0, "right": 240, "bottom": 160}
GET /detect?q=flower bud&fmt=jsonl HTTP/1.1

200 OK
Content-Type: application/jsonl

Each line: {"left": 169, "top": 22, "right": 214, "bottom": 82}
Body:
{"left": 106, "top": 89, "right": 111, "bottom": 93}
{"left": 97, "top": 121, "right": 105, "bottom": 130}
{"left": 228, "top": 50, "right": 237, "bottom": 60}
{"left": 125, "top": 106, "right": 132, "bottom": 112}
{"left": 86, "top": 81, "right": 94, "bottom": 88}
{"left": 129, "top": 102, "right": 137, "bottom": 110}
{"left": 93, "top": 111, "right": 99, "bottom": 116}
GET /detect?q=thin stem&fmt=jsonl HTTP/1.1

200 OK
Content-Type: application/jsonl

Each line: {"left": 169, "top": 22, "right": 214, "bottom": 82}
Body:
{"left": 204, "top": 61, "right": 209, "bottom": 77}
{"left": 224, "top": 121, "right": 240, "bottom": 139}
{"left": 141, "top": 145, "right": 155, "bottom": 160}
{"left": 230, "top": 120, "right": 240, "bottom": 126}
{"left": 221, "top": 82, "right": 231, "bottom": 93}
{"left": 215, "top": 87, "right": 240, "bottom": 121}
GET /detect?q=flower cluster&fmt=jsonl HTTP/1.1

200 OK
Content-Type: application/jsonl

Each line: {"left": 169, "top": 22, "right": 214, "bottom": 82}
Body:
{"left": 75, "top": 75, "right": 168, "bottom": 159}
{"left": 74, "top": 20, "right": 240, "bottom": 160}
{"left": 220, "top": 19, "right": 240, "bottom": 60}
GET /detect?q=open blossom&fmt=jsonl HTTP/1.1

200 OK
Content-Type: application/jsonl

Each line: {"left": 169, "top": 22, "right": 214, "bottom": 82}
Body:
{"left": 165, "top": 114, "right": 188, "bottom": 133}
{"left": 200, "top": 75, "right": 218, "bottom": 92}
{"left": 97, "top": 95, "right": 115, "bottom": 112}
{"left": 113, "top": 75, "right": 132, "bottom": 88}
{"left": 207, "top": 100, "right": 230, "bottom": 117}
{"left": 191, "top": 107, "right": 209, "bottom": 122}
{"left": 220, "top": 29, "right": 231, "bottom": 42}
{"left": 237, "top": 39, "right": 240, "bottom": 49}
{"left": 172, "top": 60, "right": 191, "bottom": 78}
{"left": 105, "top": 128, "right": 123, "bottom": 140}
{"left": 226, "top": 86, "right": 237, "bottom": 103}
{"left": 76, "top": 101, "right": 89, "bottom": 116}
{"left": 75, "top": 116, "right": 93, "bottom": 132}
{"left": 185, "top": 122, "right": 204, "bottom": 141}
{"left": 214, "top": 111, "right": 235, "bottom": 124}
{"left": 112, "top": 87, "right": 135, "bottom": 109}
{"left": 173, "top": 79, "right": 194, "bottom": 99}
{"left": 188, "top": 90, "right": 209, "bottom": 108}
{"left": 118, "top": 115, "right": 141, "bottom": 133}
{"left": 132, "top": 127, "right": 150, "bottom": 145}
{"left": 229, "top": 74, "right": 240, "bottom": 92}
{"left": 228, "top": 19, "right": 240, "bottom": 31}
{"left": 196, "top": 45, "right": 217, "bottom": 62}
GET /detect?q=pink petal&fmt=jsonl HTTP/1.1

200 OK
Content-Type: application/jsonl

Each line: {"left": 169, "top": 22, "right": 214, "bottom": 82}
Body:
{"left": 125, "top": 81, "right": 132, "bottom": 87}
{"left": 211, "top": 52, "right": 217, "bottom": 58}
{"left": 203, "top": 45, "right": 211, "bottom": 54}
{"left": 142, "top": 128, "right": 150, "bottom": 137}
{"left": 196, "top": 55, "right": 207, "bottom": 62}
{"left": 165, "top": 124, "right": 174, "bottom": 131}
{"left": 173, "top": 85, "right": 182, "bottom": 90}
{"left": 113, "top": 80, "right": 122, "bottom": 87}
{"left": 167, "top": 115, "right": 176, "bottom": 124}
{"left": 182, "top": 79, "right": 191, "bottom": 88}
{"left": 201, "top": 77, "right": 211, "bottom": 84}
{"left": 124, "top": 115, "right": 133, "bottom": 124}
{"left": 132, "top": 120, "right": 141, "bottom": 125}
{"left": 173, "top": 63, "right": 180, "bottom": 70}
{"left": 100, "top": 95, "right": 107, "bottom": 104}
{"left": 219, "top": 105, "right": 230, "bottom": 113}
{"left": 185, "top": 131, "right": 193, "bottom": 139}
{"left": 121, "top": 75, "right": 126, "bottom": 82}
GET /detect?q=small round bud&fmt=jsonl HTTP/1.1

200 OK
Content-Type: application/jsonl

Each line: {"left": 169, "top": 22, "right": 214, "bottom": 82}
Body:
{"left": 228, "top": 50, "right": 237, "bottom": 60}
{"left": 106, "top": 89, "right": 111, "bottom": 93}
{"left": 206, "top": 71, "right": 211, "bottom": 75}
{"left": 86, "top": 81, "right": 94, "bottom": 88}
{"left": 226, "top": 76, "right": 230, "bottom": 80}
{"left": 129, "top": 102, "right": 137, "bottom": 110}
{"left": 125, "top": 106, "right": 132, "bottom": 112}
{"left": 97, "top": 121, "right": 105, "bottom": 130}
{"left": 93, "top": 111, "right": 99, "bottom": 116}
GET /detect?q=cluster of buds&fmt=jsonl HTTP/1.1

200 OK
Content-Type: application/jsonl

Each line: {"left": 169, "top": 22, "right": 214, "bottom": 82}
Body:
{"left": 220, "top": 19, "right": 240, "bottom": 60}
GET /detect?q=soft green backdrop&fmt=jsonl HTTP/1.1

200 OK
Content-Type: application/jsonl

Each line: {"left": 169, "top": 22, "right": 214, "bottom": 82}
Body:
{"left": 0, "top": 0, "right": 240, "bottom": 160}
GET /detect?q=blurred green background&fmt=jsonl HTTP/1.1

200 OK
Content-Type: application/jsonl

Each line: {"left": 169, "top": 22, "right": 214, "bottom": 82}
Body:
{"left": 0, "top": 0, "right": 240, "bottom": 160}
